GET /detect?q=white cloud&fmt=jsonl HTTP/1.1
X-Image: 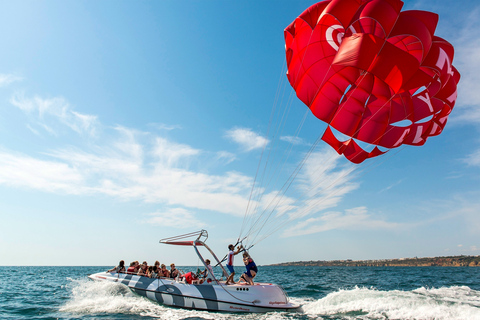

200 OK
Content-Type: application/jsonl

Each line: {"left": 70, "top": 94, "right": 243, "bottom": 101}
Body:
{"left": 290, "top": 149, "right": 359, "bottom": 220}
{"left": 283, "top": 206, "right": 400, "bottom": 237}
{"left": 225, "top": 127, "right": 268, "bottom": 152}
{"left": 463, "top": 149, "right": 480, "bottom": 167}
{"left": 144, "top": 208, "right": 206, "bottom": 229}
{"left": 449, "top": 7, "right": 480, "bottom": 125}
{"left": 447, "top": 193, "right": 480, "bottom": 235}
{"left": 378, "top": 179, "right": 404, "bottom": 193}
{"left": 152, "top": 137, "right": 200, "bottom": 168}
{"left": 10, "top": 93, "right": 98, "bottom": 136}
{"left": 216, "top": 151, "right": 236, "bottom": 164}
{"left": 70, "top": 111, "right": 98, "bottom": 135}
{"left": 241, "top": 148, "right": 361, "bottom": 239}
{"left": 148, "top": 123, "right": 182, "bottom": 131}
{"left": 26, "top": 124, "right": 40, "bottom": 136}
{"left": 0, "top": 149, "right": 85, "bottom": 194}
{"left": 0, "top": 74, "right": 22, "bottom": 87}
{"left": 0, "top": 127, "right": 255, "bottom": 217}
{"left": 280, "top": 135, "right": 306, "bottom": 145}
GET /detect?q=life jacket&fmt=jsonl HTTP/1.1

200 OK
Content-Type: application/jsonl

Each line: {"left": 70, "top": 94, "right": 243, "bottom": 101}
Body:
{"left": 184, "top": 272, "right": 193, "bottom": 284}
{"left": 246, "top": 260, "right": 257, "bottom": 277}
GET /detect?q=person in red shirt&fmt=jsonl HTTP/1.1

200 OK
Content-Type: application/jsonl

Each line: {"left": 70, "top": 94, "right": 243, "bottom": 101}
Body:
{"left": 183, "top": 271, "right": 198, "bottom": 284}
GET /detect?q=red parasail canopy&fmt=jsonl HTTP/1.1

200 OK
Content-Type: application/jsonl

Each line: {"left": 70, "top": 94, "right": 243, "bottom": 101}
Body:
{"left": 285, "top": 0, "right": 460, "bottom": 163}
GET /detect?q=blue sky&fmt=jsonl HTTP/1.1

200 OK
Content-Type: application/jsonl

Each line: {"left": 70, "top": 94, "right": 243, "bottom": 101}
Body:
{"left": 0, "top": 0, "right": 479, "bottom": 266}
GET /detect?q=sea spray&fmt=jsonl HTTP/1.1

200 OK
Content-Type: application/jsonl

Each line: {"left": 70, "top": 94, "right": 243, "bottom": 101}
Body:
{"left": 61, "top": 278, "right": 299, "bottom": 320}
{"left": 302, "top": 286, "right": 480, "bottom": 320}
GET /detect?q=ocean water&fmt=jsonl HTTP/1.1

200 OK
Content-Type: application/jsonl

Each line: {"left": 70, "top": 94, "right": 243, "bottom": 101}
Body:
{"left": 1, "top": 266, "right": 480, "bottom": 319}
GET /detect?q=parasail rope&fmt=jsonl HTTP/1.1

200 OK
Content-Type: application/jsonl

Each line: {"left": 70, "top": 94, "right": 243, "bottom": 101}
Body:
{"left": 250, "top": 145, "right": 406, "bottom": 246}
{"left": 238, "top": 58, "right": 288, "bottom": 240}
{"left": 239, "top": 11, "right": 435, "bottom": 248}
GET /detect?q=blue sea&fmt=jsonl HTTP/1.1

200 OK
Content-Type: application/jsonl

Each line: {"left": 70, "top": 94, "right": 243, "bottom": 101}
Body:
{"left": 1, "top": 266, "right": 480, "bottom": 319}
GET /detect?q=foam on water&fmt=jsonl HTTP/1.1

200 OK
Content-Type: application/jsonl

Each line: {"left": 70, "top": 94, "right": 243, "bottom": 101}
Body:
{"left": 60, "top": 279, "right": 296, "bottom": 320}
{"left": 60, "top": 278, "right": 480, "bottom": 319}
{"left": 302, "top": 285, "right": 480, "bottom": 319}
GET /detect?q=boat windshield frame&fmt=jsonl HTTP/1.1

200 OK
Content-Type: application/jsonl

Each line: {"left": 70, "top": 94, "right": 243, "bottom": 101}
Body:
{"left": 159, "top": 230, "right": 229, "bottom": 281}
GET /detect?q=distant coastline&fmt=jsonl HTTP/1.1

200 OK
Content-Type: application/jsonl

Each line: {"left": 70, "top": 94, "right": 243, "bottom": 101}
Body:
{"left": 269, "top": 255, "right": 480, "bottom": 267}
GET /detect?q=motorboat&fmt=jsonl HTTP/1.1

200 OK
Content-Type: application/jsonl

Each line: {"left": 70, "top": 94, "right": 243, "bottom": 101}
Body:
{"left": 88, "top": 230, "right": 300, "bottom": 313}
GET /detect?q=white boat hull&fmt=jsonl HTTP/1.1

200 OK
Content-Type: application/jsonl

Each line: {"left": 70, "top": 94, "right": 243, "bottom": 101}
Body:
{"left": 89, "top": 271, "right": 300, "bottom": 313}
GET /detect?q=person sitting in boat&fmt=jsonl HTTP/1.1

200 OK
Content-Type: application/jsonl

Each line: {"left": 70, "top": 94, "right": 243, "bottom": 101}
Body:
{"left": 170, "top": 263, "right": 180, "bottom": 279}
{"left": 137, "top": 261, "right": 148, "bottom": 276}
{"left": 225, "top": 244, "right": 243, "bottom": 285}
{"left": 151, "top": 265, "right": 159, "bottom": 278}
{"left": 238, "top": 252, "right": 257, "bottom": 285}
{"left": 201, "top": 259, "right": 214, "bottom": 282}
{"left": 146, "top": 266, "right": 153, "bottom": 278}
{"left": 107, "top": 260, "right": 125, "bottom": 273}
{"left": 133, "top": 261, "right": 141, "bottom": 274}
{"left": 158, "top": 264, "right": 170, "bottom": 278}
{"left": 126, "top": 261, "right": 137, "bottom": 274}
{"left": 182, "top": 271, "right": 199, "bottom": 284}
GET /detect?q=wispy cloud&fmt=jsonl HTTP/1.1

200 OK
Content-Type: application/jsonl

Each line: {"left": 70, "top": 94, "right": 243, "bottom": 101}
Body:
{"left": 378, "top": 179, "right": 404, "bottom": 193}
{"left": 0, "top": 149, "right": 85, "bottom": 194}
{"left": 10, "top": 93, "right": 98, "bottom": 136}
{"left": 144, "top": 208, "right": 206, "bottom": 229}
{"left": 0, "top": 125, "right": 255, "bottom": 217}
{"left": 0, "top": 74, "right": 22, "bottom": 87}
{"left": 216, "top": 151, "right": 236, "bottom": 164}
{"left": 247, "top": 148, "right": 362, "bottom": 238}
{"left": 152, "top": 136, "right": 200, "bottom": 168}
{"left": 283, "top": 206, "right": 400, "bottom": 237}
{"left": 225, "top": 127, "right": 268, "bottom": 152}
{"left": 147, "top": 123, "right": 182, "bottom": 131}
{"left": 1, "top": 92, "right": 376, "bottom": 235}
{"left": 291, "top": 150, "right": 359, "bottom": 219}
{"left": 463, "top": 149, "right": 480, "bottom": 167}
{"left": 447, "top": 193, "right": 480, "bottom": 235}
{"left": 280, "top": 135, "right": 307, "bottom": 145}
{"left": 449, "top": 7, "right": 480, "bottom": 125}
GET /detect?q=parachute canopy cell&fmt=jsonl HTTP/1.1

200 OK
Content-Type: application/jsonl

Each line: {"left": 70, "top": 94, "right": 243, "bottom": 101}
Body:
{"left": 284, "top": 0, "right": 460, "bottom": 163}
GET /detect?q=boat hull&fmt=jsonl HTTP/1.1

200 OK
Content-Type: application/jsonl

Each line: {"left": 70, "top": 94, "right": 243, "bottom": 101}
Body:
{"left": 89, "top": 271, "right": 300, "bottom": 313}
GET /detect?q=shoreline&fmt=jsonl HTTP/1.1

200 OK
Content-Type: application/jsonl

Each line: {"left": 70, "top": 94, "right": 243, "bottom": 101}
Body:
{"left": 269, "top": 255, "right": 480, "bottom": 267}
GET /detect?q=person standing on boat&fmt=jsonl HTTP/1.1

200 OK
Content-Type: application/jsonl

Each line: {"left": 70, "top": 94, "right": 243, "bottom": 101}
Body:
{"left": 225, "top": 244, "right": 242, "bottom": 285}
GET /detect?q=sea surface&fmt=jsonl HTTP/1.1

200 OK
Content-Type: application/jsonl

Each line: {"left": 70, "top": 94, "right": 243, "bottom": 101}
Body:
{"left": 1, "top": 266, "right": 480, "bottom": 319}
